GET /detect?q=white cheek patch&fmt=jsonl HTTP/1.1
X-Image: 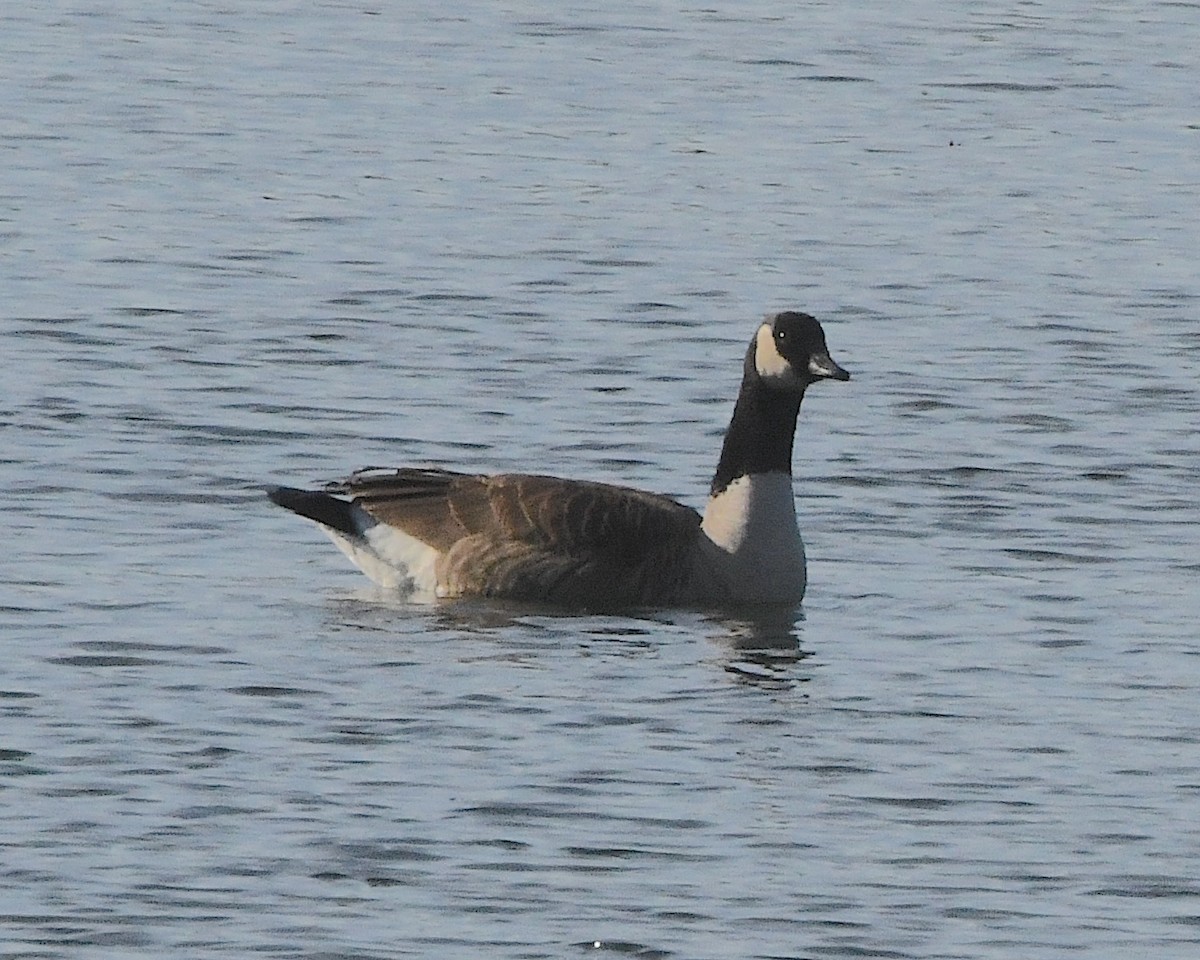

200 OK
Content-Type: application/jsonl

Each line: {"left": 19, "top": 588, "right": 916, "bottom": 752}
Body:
{"left": 754, "top": 323, "right": 798, "bottom": 386}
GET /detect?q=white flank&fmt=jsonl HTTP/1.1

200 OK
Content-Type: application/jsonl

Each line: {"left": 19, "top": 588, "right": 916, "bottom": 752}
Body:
{"left": 754, "top": 323, "right": 798, "bottom": 387}
{"left": 699, "top": 472, "right": 807, "bottom": 603}
{"left": 320, "top": 525, "right": 441, "bottom": 598}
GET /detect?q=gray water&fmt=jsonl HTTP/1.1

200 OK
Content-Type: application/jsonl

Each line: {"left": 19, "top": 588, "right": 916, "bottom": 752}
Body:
{"left": 4, "top": 2, "right": 1200, "bottom": 958}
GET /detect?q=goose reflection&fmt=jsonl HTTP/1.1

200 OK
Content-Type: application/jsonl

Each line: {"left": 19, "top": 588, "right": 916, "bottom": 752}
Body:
{"left": 702, "top": 604, "right": 812, "bottom": 685}
{"left": 327, "top": 586, "right": 813, "bottom": 685}
{"left": 423, "top": 598, "right": 813, "bottom": 684}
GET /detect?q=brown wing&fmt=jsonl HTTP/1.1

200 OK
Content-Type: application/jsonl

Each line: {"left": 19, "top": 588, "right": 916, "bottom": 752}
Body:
{"left": 326, "top": 468, "right": 470, "bottom": 553}
{"left": 486, "top": 473, "right": 701, "bottom": 557}
{"left": 469, "top": 476, "right": 704, "bottom": 604}
{"left": 329, "top": 467, "right": 700, "bottom": 558}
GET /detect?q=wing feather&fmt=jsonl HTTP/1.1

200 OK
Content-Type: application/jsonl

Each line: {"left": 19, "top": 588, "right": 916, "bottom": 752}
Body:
{"left": 328, "top": 468, "right": 469, "bottom": 553}
{"left": 326, "top": 467, "right": 702, "bottom": 603}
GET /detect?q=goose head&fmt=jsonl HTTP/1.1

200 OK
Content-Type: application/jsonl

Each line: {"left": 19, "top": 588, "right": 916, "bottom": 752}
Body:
{"left": 752, "top": 311, "right": 850, "bottom": 393}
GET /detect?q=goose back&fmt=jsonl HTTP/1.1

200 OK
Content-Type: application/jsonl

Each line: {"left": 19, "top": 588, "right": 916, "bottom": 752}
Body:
{"left": 330, "top": 468, "right": 703, "bottom": 605}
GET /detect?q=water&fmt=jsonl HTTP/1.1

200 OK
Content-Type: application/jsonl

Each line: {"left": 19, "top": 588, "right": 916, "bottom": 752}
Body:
{"left": 4, "top": 1, "right": 1200, "bottom": 957}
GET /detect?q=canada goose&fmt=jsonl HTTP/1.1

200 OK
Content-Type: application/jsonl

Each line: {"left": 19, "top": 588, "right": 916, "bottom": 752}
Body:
{"left": 268, "top": 310, "right": 849, "bottom": 607}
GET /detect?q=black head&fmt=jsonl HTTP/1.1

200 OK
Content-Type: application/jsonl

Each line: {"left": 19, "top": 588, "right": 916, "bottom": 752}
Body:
{"left": 751, "top": 311, "right": 850, "bottom": 392}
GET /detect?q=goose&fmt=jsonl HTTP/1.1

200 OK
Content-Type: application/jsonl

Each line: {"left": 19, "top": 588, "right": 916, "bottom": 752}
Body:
{"left": 267, "top": 310, "right": 849, "bottom": 607}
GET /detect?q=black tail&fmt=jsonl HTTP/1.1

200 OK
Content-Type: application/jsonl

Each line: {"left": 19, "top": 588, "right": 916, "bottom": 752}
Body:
{"left": 267, "top": 486, "right": 362, "bottom": 537}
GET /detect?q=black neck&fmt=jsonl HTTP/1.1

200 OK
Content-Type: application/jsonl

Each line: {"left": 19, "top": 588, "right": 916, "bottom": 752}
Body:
{"left": 710, "top": 347, "right": 804, "bottom": 496}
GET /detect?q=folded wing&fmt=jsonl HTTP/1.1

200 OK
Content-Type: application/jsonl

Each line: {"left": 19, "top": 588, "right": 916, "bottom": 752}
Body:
{"left": 329, "top": 468, "right": 702, "bottom": 604}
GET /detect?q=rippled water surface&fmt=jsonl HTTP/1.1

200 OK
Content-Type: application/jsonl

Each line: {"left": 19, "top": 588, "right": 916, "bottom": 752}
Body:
{"left": 4, "top": 2, "right": 1200, "bottom": 958}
